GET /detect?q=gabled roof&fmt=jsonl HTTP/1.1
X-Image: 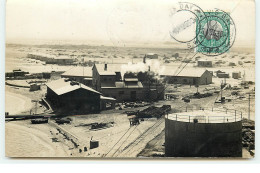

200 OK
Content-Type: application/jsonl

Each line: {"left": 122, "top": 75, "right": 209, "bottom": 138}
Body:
{"left": 46, "top": 78, "right": 101, "bottom": 95}
{"left": 61, "top": 66, "right": 92, "bottom": 77}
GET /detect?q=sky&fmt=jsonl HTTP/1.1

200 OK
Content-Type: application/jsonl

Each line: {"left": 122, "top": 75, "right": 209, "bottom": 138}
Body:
{"left": 6, "top": 0, "right": 255, "bottom": 48}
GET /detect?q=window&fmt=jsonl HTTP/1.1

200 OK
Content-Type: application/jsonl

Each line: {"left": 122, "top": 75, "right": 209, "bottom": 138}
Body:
{"left": 119, "top": 91, "right": 124, "bottom": 95}
{"left": 103, "top": 78, "right": 107, "bottom": 81}
{"left": 183, "top": 79, "right": 187, "bottom": 83}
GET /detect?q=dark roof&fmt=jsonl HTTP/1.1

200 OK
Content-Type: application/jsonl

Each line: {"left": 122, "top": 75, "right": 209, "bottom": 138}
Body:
{"left": 46, "top": 78, "right": 101, "bottom": 95}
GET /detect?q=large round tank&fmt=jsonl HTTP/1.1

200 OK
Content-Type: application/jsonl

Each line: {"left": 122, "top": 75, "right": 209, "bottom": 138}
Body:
{"left": 165, "top": 109, "right": 242, "bottom": 157}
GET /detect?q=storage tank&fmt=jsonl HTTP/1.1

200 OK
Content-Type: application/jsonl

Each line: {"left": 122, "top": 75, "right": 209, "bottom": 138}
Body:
{"left": 165, "top": 108, "right": 242, "bottom": 157}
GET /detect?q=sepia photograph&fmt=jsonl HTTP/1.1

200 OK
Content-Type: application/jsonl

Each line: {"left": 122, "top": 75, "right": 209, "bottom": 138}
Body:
{"left": 4, "top": 0, "right": 255, "bottom": 158}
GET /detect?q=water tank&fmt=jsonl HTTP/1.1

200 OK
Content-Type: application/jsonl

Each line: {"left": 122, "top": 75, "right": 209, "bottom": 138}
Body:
{"left": 165, "top": 109, "right": 242, "bottom": 157}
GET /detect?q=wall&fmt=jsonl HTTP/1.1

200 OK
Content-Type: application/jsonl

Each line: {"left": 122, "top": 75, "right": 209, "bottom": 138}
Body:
{"left": 165, "top": 118, "right": 242, "bottom": 157}
{"left": 46, "top": 87, "right": 100, "bottom": 112}
{"left": 101, "top": 88, "right": 145, "bottom": 102}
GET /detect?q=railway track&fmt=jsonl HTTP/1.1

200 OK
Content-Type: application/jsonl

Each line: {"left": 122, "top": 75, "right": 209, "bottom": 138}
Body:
{"left": 115, "top": 118, "right": 165, "bottom": 158}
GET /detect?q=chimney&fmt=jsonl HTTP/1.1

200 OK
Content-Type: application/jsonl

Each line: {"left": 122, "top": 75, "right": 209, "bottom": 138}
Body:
{"left": 104, "top": 64, "right": 107, "bottom": 71}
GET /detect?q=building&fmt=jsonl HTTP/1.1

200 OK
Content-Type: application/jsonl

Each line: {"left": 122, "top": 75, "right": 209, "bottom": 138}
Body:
{"left": 143, "top": 53, "right": 158, "bottom": 63}
{"left": 27, "top": 53, "right": 75, "bottom": 65}
{"left": 216, "top": 70, "right": 230, "bottom": 78}
{"left": 46, "top": 78, "right": 101, "bottom": 113}
{"left": 5, "top": 69, "right": 29, "bottom": 79}
{"left": 232, "top": 71, "right": 241, "bottom": 79}
{"left": 197, "top": 59, "right": 213, "bottom": 67}
{"left": 101, "top": 78, "right": 144, "bottom": 102}
{"left": 92, "top": 64, "right": 146, "bottom": 101}
{"left": 161, "top": 69, "right": 213, "bottom": 85}
{"left": 92, "top": 64, "right": 164, "bottom": 102}
{"left": 165, "top": 108, "right": 242, "bottom": 157}
{"left": 61, "top": 66, "right": 93, "bottom": 86}
{"left": 92, "top": 64, "right": 121, "bottom": 91}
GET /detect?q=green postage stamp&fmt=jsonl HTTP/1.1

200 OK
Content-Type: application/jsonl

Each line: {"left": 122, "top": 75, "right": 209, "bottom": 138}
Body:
{"left": 196, "top": 12, "right": 232, "bottom": 55}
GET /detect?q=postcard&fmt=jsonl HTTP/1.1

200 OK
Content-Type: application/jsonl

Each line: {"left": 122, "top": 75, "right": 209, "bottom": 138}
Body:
{"left": 5, "top": 0, "right": 255, "bottom": 158}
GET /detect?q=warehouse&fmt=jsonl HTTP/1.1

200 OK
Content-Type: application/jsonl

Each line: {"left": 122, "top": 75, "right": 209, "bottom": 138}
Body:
{"left": 27, "top": 53, "right": 75, "bottom": 65}
{"left": 46, "top": 78, "right": 101, "bottom": 113}
{"left": 161, "top": 69, "right": 212, "bottom": 85}
{"left": 61, "top": 66, "right": 93, "bottom": 86}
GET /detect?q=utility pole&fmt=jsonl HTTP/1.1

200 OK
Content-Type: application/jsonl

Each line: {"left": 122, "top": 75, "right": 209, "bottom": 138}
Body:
{"left": 248, "top": 93, "right": 250, "bottom": 120}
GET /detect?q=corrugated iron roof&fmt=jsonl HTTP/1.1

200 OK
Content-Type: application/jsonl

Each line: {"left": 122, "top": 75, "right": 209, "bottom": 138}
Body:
{"left": 61, "top": 66, "right": 92, "bottom": 77}
{"left": 46, "top": 78, "right": 101, "bottom": 95}
{"left": 94, "top": 64, "right": 122, "bottom": 75}
{"left": 100, "top": 96, "right": 116, "bottom": 101}
{"left": 161, "top": 67, "right": 209, "bottom": 77}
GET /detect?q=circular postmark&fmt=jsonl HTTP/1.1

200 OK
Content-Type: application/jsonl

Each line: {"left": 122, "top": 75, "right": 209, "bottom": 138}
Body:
{"left": 169, "top": 3, "right": 236, "bottom": 56}
{"left": 169, "top": 2, "right": 208, "bottom": 49}
{"left": 196, "top": 9, "right": 236, "bottom": 56}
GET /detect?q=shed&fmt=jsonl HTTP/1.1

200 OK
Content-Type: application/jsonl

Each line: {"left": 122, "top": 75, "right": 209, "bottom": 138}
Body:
{"left": 46, "top": 78, "right": 101, "bottom": 113}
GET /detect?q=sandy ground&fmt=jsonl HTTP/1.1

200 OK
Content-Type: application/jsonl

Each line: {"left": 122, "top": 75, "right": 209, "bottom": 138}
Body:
{"left": 5, "top": 91, "right": 33, "bottom": 115}
{"left": 5, "top": 121, "right": 70, "bottom": 157}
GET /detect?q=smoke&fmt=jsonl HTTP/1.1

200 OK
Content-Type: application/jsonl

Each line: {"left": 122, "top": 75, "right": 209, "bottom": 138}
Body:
{"left": 120, "top": 59, "right": 165, "bottom": 80}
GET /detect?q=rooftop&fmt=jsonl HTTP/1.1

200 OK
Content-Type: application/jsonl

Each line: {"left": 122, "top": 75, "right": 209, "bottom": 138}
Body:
{"left": 94, "top": 64, "right": 122, "bottom": 75}
{"left": 161, "top": 67, "right": 209, "bottom": 77}
{"left": 61, "top": 66, "right": 92, "bottom": 77}
{"left": 46, "top": 78, "right": 101, "bottom": 95}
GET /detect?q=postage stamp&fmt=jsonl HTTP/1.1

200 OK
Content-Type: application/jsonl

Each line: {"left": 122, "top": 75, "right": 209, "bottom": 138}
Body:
{"left": 195, "top": 11, "right": 235, "bottom": 56}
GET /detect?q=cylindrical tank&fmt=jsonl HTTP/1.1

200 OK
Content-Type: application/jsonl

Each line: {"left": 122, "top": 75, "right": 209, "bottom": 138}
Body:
{"left": 165, "top": 110, "right": 242, "bottom": 157}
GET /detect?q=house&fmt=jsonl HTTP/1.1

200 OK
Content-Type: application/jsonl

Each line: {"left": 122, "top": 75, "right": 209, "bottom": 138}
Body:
{"left": 197, "top": 59, "right": 213, "bottom": 67}
{"left": 45, "top": 78, "right": 101, "bottom": 113}
{"left": 232, "top": 72, "right": 241, "bottom": 79}
{"left": 161, "top": 69, "right": 213, "bottom": 85}
{"left": 92, "top": 64, "right": 122, "bottom": 91}
{"left": 61, "top": 66, "right": 93, "bottom": 86}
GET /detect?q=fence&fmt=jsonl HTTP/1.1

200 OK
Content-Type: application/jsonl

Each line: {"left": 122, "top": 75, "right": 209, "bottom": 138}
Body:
{"left": 167, "top": 107, "right": 242, "bottom": 123}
